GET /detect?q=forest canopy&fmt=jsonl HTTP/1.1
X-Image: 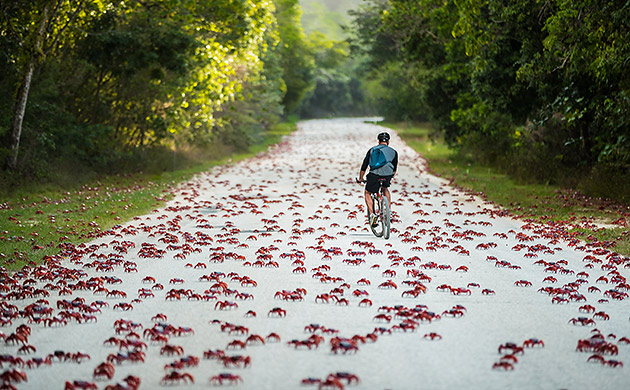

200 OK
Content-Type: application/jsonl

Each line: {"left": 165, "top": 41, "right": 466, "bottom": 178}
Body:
{"left": 349, "top": 0, "right": 629, "bottom": 199}
{"left": 0, "top": 0, "right": 318, "bottom": 179}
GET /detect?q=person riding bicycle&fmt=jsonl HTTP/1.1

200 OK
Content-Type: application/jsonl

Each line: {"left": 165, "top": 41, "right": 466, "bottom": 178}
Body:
{"left": 358, "top": 132, "right": 398, "bottom": 227}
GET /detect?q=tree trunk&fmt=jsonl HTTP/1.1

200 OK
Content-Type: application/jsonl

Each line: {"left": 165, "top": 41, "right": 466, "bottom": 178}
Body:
{"left": 6, "top": 5, "right": 50, "bottom": 170}
{"left": 7, "top": 62, "right": 35, "bottom": 170}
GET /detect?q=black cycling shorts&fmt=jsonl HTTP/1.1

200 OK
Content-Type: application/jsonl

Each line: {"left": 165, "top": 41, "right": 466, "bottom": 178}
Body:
{"left": 365, "top": 173, "right": 393, "bottom": 194}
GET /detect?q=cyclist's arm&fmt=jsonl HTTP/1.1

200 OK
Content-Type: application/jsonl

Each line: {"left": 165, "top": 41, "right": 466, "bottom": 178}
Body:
{"left": 358, "top": 150, "right": 370, "bottom": 182}
{"left": 391, "top": 151, "right": 398, "bottom": 178}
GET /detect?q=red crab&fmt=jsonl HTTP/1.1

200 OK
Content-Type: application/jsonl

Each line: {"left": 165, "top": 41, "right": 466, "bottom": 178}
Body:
{"left": 266, "top": 333, "right": 281, "bottom": 342}
{"left": 152, "top": 313, "right": 168, "bottom": 322}
{"left": 202, "top": 349, "right": 225, "bottom": 360}
{"left": 214, "top": 301, "right": 238, "bottom": 310}
{"left": 358, "top": 298, "right": 373, "bottom": 307}
{"left": 378, "top": 280, "right": 397, "bottom": 289}
{"left": 498, "top": 342, "right": 524, "bottom": 355}
{"left": 593, "top": 311, "right": 610, "bottom": 320}
{"left": 315, "top": 294, "right": 336, "bottom": 303}
{"left": 209, "top": 373, "right": 242, "bottom": 385}
{"left": 587, "top": 354, "right": 605, "bottom": 364}
{"left": 0, "top": 369, "right": 27, "bottom": 384}
{"left": 246, "top": 334, "right": 265, "bottom": 345}
{"left": 64, "top": 381, "right": 97, "bottom": 390}
{"left": 492, "top": 362, "right": 514, "bottom": 370}
{"left": 268, "top": 307, "right": 286, "bottom": 317}
{"left": 451, "top": 287, "right": 471, "bottom": 296}
{"left": 328, "top": 372, "right": 360, "bottom": 385}
{"left": 382, "top": 269, "right": 396, "bottom": 277}
{"left": 522, "top": 338, "right": 544, "bottom": 348}
{"left": 160, "top": 344, "right": 184, "bottom": 356}
{"left": 301, "top": 377, "right": 321, "bottom": 386}
{"left": 93, "top": 362, "right": 115, "bottom": 380}
{"left": 569, "top": 317, "right": 596, "bottom": 326}
{"left": 606, "top": 360, "right": 623, "bottom": 368}
{"left": 113, "top": 303, "right": 133, "bottom": 311}
{"left": 160, "top": 371, "right": 194, "bottom": 385}
{"left": 221, "top": 354, "right": 251, "bottom": 368}
{"left": 373, "top": 314, "right": 392, "bottom": 323}
{"left": 226, "top": 340, "right": 246, "bottom": 350}
{"left": 17, "top": 344, "right": 36, "bottom": 355}
{"left": 330, "top": 339, "right": 358, "bottom": 354}
{"left": 106, "top": 290, "right": 127, "bottom": 299}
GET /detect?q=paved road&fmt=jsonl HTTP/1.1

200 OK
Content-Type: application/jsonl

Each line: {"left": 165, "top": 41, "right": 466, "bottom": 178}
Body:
{"left": 3, "top": 118, "right": 628, "bottom": 390}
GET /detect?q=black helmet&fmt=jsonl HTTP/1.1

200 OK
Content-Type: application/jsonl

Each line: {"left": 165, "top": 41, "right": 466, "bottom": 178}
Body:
{"left": 377, "top": 132, "right": 390, "bottom": 142}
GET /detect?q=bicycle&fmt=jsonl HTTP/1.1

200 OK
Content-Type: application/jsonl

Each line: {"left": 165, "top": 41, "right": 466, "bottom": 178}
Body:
{"left": 356, "top": 177, "right": 391, "bottom": 239}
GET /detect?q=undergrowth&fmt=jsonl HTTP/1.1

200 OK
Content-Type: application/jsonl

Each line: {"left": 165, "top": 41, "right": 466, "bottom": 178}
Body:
{"left": 388, "top": 121, "right": 630, "bottom": 257}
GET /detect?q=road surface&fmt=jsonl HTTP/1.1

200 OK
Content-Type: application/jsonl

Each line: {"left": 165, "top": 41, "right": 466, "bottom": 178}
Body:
{"left": 3, "top": 118, "right": 628, "bottom": 390}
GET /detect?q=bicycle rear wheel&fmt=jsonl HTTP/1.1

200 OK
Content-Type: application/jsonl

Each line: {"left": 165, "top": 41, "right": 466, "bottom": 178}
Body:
{"left": 369, "top": 197, "right": 384, "bottom": 237}
{"left": 381, "top": 196, "right": 391, "bottom": 239}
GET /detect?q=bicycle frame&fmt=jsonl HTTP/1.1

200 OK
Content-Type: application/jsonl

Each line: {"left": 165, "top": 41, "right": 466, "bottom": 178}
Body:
{"left": 359, "top": 177, "right": 391, "bottom": 239}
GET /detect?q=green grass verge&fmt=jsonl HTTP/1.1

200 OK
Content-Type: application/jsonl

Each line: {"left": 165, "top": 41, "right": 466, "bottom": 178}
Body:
{"left": 0, "top": 121, "right": 297, "bottom": 271}
{"left": 387, "top": 121, "right": 630, "bottom": 257}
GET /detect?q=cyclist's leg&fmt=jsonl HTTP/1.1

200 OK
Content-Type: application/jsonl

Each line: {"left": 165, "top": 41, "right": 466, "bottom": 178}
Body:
{"left": 364, "top": 190, "right": 374, "bottom": 215}
{"left": 364, "top": 174, "right": 380, "bottom": 216}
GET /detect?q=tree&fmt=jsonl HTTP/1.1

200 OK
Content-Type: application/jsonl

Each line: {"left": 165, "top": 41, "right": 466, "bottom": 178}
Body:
{"left": 2, "top": 0, "right": 91, "bottom": 170}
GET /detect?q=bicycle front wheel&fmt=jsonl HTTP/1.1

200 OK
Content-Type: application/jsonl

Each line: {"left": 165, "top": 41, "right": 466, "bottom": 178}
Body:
{"left": 381, "top": 196, "right": 391, "bottom": 240}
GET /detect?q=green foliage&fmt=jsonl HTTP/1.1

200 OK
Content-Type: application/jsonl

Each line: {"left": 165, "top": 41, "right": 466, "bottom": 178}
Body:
{"left": 1, "top": 0, "right": 306, "bottom": 184}
{"left": 351, "top": 0, "right": 630, "bottom": 202}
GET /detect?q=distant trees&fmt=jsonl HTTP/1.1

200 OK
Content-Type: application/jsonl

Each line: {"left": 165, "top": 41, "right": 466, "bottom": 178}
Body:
{"left": 274, "top": 0, "right": 370, "bottom": 118}
{"left": 351, "top": 0, "right": 630, "bottom": 198}
{"left": 275, "top": 0, "right": 315, "bottom": 114}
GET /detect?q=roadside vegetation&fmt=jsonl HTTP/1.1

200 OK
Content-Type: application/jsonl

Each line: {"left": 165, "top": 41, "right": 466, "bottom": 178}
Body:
{"left": 0, "top": 120, "right": 297, "bottom": 272}
{"left": 350, "top": 0, "right": 629, "bottom": 204}
{"left": 388, "top": 122, "right": 630, "bottom": 257}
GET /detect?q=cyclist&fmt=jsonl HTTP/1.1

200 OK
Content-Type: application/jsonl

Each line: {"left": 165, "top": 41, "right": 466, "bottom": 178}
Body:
{"left": 357, "top": 132, "right": 398, "bottom": 227}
